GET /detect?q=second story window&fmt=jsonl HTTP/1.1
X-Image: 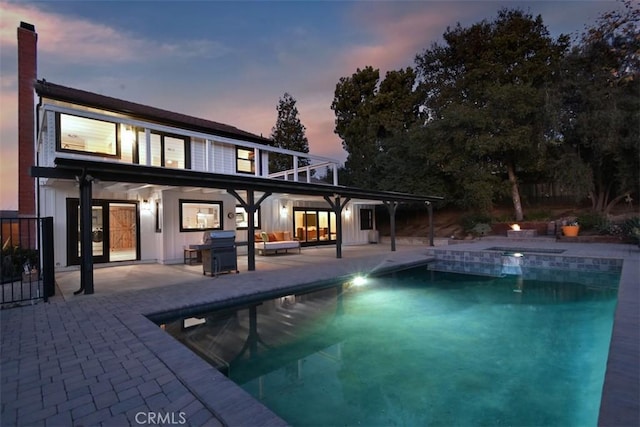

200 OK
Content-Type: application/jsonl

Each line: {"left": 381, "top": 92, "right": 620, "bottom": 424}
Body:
{"left": 236, "top": 147, "right": 255, "bottom": 174}
{"left": 139, "top": 131, "right": 190, "bottom": 169}
{"left": 57, "top": 114, "right": 118, "bottom": 157}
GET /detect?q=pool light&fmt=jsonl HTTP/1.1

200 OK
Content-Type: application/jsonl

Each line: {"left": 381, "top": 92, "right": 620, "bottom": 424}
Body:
{"left": 351, "top": 275, "right": 367, "bottom": 286}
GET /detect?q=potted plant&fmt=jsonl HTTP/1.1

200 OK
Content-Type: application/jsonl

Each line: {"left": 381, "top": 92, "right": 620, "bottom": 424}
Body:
{"left": 562, "top": 221, "right": 580, "bottom": 237}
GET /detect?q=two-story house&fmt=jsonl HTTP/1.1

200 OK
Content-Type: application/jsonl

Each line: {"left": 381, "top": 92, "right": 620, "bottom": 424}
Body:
{"left": 17, "top": 22, "right": 441, "bottom": 292}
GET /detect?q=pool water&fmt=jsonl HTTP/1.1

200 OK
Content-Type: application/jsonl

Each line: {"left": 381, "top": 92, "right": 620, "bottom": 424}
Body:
{"left": 165, "top": 267, "right": 619, "bottom": 427}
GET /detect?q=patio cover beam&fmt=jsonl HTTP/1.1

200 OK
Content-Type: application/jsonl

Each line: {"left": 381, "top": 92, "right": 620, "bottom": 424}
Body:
{"left": 32, "top": 158, "right": 443, "bottom": 204}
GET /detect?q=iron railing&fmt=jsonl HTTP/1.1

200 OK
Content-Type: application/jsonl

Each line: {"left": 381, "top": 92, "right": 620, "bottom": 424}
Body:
{"left": 1, "top": 217, "right": 54, "bottom": 306}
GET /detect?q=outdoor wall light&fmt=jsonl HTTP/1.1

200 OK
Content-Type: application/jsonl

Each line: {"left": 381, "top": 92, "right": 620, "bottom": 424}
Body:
{"left": 280, "top": 205, "right": 288, "bottom": 218}
{"left": 141, "top": 199, "right": 151, "bottom": 212}
{"left": 344, "top": 207, "right": 351, "bottom": 219}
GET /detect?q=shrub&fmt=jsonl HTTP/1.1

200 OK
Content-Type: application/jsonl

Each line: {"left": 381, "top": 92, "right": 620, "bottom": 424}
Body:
{"left": 461, "top": 213, "right": 492, "bottom": 233}
{"left": 621, "top": 217, "right": 640, "bottom": 243}
{"left": 1, "top": 246, "right": 39, "bottom": 283}
{"left": 577, "top": 212, "right": 608, "bottom": 232}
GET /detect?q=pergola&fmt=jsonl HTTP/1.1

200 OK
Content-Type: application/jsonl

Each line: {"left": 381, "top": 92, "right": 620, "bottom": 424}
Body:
{"left": 32, "top": 157, "right": 443, "bottom": 294}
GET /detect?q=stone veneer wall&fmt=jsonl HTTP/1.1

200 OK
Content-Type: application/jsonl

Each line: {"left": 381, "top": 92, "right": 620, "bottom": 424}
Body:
{"left": 425, "top": 249, "right": 623, "bottom": 273}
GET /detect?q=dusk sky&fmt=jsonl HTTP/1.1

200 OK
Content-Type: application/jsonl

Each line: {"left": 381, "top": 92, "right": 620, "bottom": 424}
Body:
{"left": 0, "top": 0, "right": 619, "bottom": 210}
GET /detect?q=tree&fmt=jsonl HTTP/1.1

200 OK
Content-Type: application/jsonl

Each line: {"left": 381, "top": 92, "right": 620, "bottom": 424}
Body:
{"left": 552, "top": 0, "right": 639, "bottom": 213}
{"left": 331, "top": 66, "right": 380, "bottom": 188}
{"left": 270, "top": 93, "right": 310, "bottom": 173}
{"left": 331, "top": 66, "right": 419, "bottom": 189}
{"left": 414, "top": 8, "right": 570, "bottom": 219}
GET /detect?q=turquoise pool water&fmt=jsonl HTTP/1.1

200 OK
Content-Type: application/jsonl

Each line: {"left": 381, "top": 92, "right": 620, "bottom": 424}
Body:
{"left": 164, "top": 266, "right": 619, "bottom": 427}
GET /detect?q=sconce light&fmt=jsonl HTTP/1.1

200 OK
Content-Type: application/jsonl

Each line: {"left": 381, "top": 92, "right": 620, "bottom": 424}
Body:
{"left": 141, "top": 199, "right": 151, "bottom": 212}
{"left": 280, "top": 205, "right": 288, "bottom": 219}
{"left": 344, "top": 207, "right": 351, "bottom": 219}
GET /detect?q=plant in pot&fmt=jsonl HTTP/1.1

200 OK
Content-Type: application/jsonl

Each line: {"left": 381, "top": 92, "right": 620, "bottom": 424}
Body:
{"left": 562, "top": 221, "right": 580, "bottom": 237}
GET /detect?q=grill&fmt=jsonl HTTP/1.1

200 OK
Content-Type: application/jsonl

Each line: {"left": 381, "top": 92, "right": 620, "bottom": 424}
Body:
{"left": 200, "top": 230, "right": 238, "bottom": 276}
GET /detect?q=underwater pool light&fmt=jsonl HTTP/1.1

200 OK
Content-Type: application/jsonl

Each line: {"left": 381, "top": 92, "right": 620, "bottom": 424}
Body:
{"left": 352, "top": 275, "right": 368, "bottom": 286}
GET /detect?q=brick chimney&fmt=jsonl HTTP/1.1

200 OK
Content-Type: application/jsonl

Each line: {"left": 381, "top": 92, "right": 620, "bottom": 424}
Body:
{"left": 18, "top": 22, "right": 37, "bottom": 217}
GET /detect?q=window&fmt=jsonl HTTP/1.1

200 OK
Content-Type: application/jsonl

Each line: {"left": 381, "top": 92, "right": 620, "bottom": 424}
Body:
{"left": 236, "top": 147, "right": 255, "bottom": 174}
{"left": 360, "top": 208, "right": 374, "bottom": 230}
{"left": 58, "top": 114, "right": 118, "bottom": 157}
{"left": 179, "top": 200, "right": 222, "bottom": 232}
{"left": 235, "top": 206, "right": 261, "bottom": 230}
{"left": 139, "top": 131, "right": 189, "bottom": 168}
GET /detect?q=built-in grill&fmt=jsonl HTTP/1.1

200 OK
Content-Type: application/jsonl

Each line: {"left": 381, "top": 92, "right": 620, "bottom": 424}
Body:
{"left": 200, "top": 230, "right": 238, "bottom": 276}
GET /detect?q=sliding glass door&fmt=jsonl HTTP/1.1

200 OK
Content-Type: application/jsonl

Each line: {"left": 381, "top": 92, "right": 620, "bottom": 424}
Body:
{"left": 293, "top": 208, "right": 336, "bottom": 246}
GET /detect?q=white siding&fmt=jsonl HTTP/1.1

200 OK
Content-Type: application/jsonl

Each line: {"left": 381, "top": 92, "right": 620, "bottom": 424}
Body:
{"left": 190, "top": 139, "right": 206, "bottom": 172}
{"left": 40, "top": 111, "right": 56, "bottom": 167}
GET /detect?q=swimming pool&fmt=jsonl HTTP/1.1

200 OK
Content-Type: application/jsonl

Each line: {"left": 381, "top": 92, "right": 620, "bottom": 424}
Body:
{"left": 162, "top": 265, "right": 619, "bottom": 426}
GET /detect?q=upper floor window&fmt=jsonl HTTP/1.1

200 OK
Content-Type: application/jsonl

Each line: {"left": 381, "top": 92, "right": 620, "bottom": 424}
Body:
{"left": 236, "top": 147, "right": 255, "bottom": 174}
{"left": 57, "top": 114, "right": 118, "bottom": 157}
{"left": 139, "top": 131, "right": 190, "bottom": 169}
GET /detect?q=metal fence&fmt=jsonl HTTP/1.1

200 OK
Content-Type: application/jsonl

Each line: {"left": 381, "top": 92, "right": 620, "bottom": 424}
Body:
{"left": 1, "top": 217, "right": 55, "bottom": 306}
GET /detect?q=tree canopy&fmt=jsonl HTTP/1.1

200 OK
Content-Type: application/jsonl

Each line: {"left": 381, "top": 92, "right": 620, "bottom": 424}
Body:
{"left": 550, "top": 0, "right": 639, "bottom": 213}
{"left": 413, "top": 8, "right": 570, "bottom": 219}
{"left": 330, "top": 1, "right": 639, "bottom": 217}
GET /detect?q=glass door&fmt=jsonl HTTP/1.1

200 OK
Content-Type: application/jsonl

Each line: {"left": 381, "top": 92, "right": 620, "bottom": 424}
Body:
{"left": 293, "top": 208, "right": 336, "bottom": 246}
{"left": 66, "top": 199, "right": 139, "bottom": 265}
{"left": 67, "top": 200, "right": 108, "bottom": 264}
{"left": 108, "top": 203, "right": 138, "bottom": 262}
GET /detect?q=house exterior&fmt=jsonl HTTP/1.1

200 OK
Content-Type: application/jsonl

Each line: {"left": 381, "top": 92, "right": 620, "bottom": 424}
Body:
{"left": 17, "top": 22, "right": 441, "bottom": 292}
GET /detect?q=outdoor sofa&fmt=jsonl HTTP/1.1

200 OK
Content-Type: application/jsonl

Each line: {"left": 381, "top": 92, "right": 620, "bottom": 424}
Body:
{"left": 255, "top": 231, "right": 301, "bottom": 255}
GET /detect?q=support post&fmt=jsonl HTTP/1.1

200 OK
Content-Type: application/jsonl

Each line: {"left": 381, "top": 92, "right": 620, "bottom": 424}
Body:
{"left": 324, "top": 195, "right": 350, "bottom": 259}
{"left": 77, "top": 172, "right": 94, "bottom": 295}
{"left": 227, "top": 189, "right": 271, "bottom": 272}
{"left": 384, "top": 201, "right": 398, "bottom": 252}
{"left": 246, "top": 190, "right": 256, "bottom": 271}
